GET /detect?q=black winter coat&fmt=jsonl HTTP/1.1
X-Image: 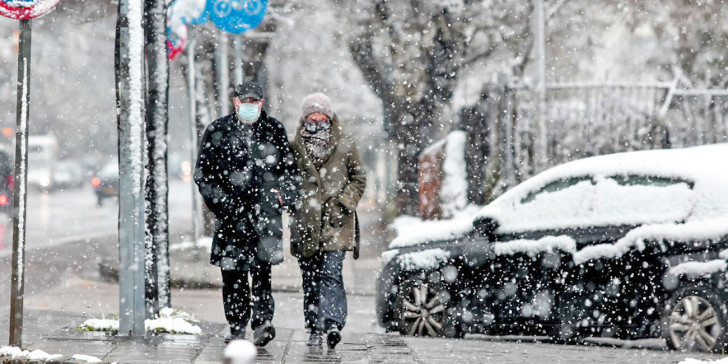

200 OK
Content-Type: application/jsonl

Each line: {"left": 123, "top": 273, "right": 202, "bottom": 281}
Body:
{"left": 194, "top": 111, "right": 299, "bottom": 270}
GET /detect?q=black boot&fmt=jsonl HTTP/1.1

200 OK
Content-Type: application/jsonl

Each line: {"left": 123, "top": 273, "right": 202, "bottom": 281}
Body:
{"left": 253, "top": 322, "right": 276, "bottom": 347}
{"left": 307, "top": 331, "right": 323, "bottom": 347}
{"left": 224, "top": 327, "right": 245, "bottom": 344}
{"left": 326, "top": 328, "right": 341, "bottom": 349}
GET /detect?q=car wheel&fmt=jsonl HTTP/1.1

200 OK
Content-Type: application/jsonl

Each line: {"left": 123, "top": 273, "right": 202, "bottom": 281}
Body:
{"left": 663, "top": 284, "right": 727, "bottom": 352}
{"left": 396, "top": 274, "right": 459, "bottom": 338}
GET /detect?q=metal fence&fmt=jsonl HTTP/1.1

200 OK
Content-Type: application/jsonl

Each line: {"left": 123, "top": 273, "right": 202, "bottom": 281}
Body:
{"left": 475, "top": 79, "right": 728, "bottom": 201}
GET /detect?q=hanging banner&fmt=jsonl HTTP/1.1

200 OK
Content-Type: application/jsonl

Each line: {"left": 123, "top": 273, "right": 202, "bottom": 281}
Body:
{"left": 0, "top": 0, "right": 62, "bottom": 19}
{"left": 206, "top": 0, "right": 267, "bottom": 34}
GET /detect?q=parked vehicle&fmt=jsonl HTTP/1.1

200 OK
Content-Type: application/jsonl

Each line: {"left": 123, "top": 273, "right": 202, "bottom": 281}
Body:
{"left": 377, "top": 144, "right": 728, "bottom": 352}
{"left": 27, "top": 135, "right": 58, "bottom": 192}
{"left": 53, "top": 160, "right": 85, "bottom": 190}
{"left": 92, "top": 162, "right": 118, "bottom": 207}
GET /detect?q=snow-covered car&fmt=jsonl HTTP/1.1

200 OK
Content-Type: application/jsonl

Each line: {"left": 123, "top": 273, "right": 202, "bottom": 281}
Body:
{"left": 377, "top": 144, "right": 728, "bottom": 352}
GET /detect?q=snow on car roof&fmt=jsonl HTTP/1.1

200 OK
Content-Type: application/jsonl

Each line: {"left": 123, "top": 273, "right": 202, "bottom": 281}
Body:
{"left": 476, "top": 143, "right": 728, "bottom": 223}
{"left": 390, "top": 144, "right": 728, "bottom": 261}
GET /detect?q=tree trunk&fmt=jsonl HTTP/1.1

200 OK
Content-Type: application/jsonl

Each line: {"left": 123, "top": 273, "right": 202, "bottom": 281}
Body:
{"left": 143, "top": 0, "right": 170, "bottom": 317}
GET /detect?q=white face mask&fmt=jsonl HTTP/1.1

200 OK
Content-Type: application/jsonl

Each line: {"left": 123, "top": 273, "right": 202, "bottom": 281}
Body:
{"left": 236, "top": 103, "right": 260, "bottom": 124}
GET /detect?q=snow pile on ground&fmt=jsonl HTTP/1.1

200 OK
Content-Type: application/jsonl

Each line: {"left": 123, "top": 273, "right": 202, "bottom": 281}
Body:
{"left": 679, "top": 358, "right": 728, "bottom": 364}
{"left": 72, "top": 354, "right": 103, "bottom": 363}
{"left": 439, "top": 131, "right": 469, "bottom": 218}
{"left": 79, "top": 318, "right": 119, "bottom": 332}
{"left": 79, "top": 308, "right": 201, "bottom": 335}
{"left": 170, "top": 236, "right": 213, "bottom": 252}
{"left": 494, "top": 235, "right": 576, "bottom": 257}
{"left": 146, "top": 316, "right": 202, "bottom": 335}
{"left": 396, "top": 248, "right": 451, "bottom": 271}
{"left": 390, "top": 205, "right": 481, "bottom": 249}
{"left": 668, "top": 259, "right": 728, "bottom": 279}
{"left": 0, "top": 346, "right": 62, "bottom": 362}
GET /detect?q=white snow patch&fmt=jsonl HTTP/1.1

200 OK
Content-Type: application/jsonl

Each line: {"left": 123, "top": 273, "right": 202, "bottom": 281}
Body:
{"left": 574, "top": 217, "right": 728, "bottom": 265}
{"left": 396, "top": 248, "right": 451, "bottom": 271}
{"left": 440, "top": 131, "right": 469, "bottom": 218}
{"left": 80, "top": 309, "right": 201, "bottom": 335}
{"left": 381, "top": 249, "right": 399, "bottom": 265}
{"left": 128, "top": 0, "right": 145, "bottom": 195}
{"left": 81, "top": 318, "right": 120, "bottom": 331}
{"left": 0, "top": 346, "right": 62, "bottom": 361}
{"left": 679, "top": 358, "right": 728, "bottom": 364}
{"left": 668, "top": 260, "right": 727, "bottom": 279}
{"left": 477, "top": 144, "right": 728, "bottom": 233}
{"left": 390, "top": 205, "right": 481, "bottom": 249}
{"left": 146, "top": 316, "right": 202, "bottom": 335}
{"left": 495, "top": 235, "right": 576, "bottom": 257}
{"left": 72, "top": 354, "right": 102, "bottom": 363}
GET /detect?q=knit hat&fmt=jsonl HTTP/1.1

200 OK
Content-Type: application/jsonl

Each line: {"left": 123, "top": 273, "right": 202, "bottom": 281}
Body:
{"left": 301, "top": 93, "right": 334, "bottom": 119}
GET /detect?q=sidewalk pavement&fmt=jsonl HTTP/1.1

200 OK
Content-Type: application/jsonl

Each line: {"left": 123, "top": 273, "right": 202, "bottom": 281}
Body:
{"left": 0, "top": 308, "right": 417, "bottom": 364}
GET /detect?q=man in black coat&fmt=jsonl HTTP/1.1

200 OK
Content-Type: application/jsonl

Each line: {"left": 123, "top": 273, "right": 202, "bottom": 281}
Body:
{"left": 194, "top": 82, "right": 299, "bottom": 346}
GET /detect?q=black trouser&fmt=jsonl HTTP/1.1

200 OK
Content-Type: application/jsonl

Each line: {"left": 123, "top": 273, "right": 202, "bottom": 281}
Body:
{"left": 221, "top": 259, "right": 274, "bottom": 334}
{"left": 299, "top": 250, "right": 347, "bottom": 333}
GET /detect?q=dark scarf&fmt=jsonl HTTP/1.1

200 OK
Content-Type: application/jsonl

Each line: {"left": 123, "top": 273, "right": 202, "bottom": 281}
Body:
{"left": 300, "top": 127, "right": 332, "bottom": 169}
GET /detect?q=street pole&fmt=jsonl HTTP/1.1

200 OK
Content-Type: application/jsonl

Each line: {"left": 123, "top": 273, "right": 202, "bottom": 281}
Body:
{"left": 187, "top": 37, "right": 201, "bottom": 261}
{"left": 217, "top": 31, "right": 229, "bottom": 117}
{"left": 116, "top": 0, "right": 146, "bottom": 336}
{"left": 534, "top": 0, "right": 547, "bottom": 171}
{"left": 233, "top": 35, "right": 243, "bottom": 86}
{"left": 9, "top": 18, "right": 31, "bottom": 348}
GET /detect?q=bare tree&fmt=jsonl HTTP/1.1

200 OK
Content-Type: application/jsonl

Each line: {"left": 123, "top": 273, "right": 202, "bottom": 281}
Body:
{"left": 347, "top": 0, "right": 533, "bottom": 213}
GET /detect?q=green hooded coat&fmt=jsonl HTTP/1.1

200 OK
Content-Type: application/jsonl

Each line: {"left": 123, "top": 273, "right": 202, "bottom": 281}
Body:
{"left": 290, "top": 114, "right": 367, "bottom": 259}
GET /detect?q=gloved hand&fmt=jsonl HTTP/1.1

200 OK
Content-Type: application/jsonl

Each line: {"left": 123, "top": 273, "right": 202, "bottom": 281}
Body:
{"left": 327, "top": 200, "right": 348, "bottom": 228}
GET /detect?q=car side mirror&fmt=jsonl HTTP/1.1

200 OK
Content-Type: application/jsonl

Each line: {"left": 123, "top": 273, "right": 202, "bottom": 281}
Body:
{"left": 473, "top": 217, "right": 499, "bottom": 239}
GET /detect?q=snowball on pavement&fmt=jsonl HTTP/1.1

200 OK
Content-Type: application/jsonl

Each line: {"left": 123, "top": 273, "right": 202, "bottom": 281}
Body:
{"left": 224, "top": 339, "right": 257, "bottom": 363}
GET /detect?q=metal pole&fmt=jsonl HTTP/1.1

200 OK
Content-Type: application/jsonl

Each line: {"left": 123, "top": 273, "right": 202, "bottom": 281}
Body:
{"left": 533, "top": 0, "right": 547, "bottom": 171}
{"left": 9, "top": 18, "right": 31, "bottom": 348}
{"left": 116, "top": 0, "right": 146, "bottom": 336}
{"left": 233, "top": 35, "right": 243, "bottom": 86}
{"left": 187, "top": 37, "right": 201, "bottom": 261}
{"left": 216, "top": 32, "right": 229, "bottom": 117}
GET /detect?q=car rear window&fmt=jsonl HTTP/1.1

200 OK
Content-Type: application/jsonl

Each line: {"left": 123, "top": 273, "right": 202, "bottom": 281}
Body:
{"left": 608, "top": 175, "right": 694, "bottom": 189}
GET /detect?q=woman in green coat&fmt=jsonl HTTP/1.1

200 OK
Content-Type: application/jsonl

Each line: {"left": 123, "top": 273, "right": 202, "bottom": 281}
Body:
{"left": 290, "top": 93, "right": 367, "bottom": 349}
